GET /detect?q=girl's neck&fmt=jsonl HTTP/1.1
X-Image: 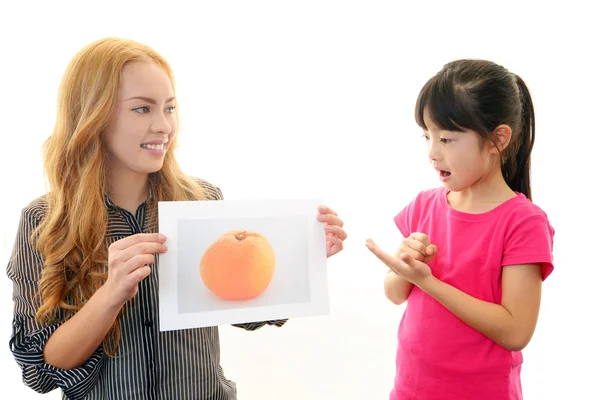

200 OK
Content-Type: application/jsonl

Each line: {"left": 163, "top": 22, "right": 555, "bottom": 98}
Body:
{"left": 447, "top": 167, "right": 516, "bottom": 214}
{"left": 106, "top": 170, "right": 149, "bottom": 214}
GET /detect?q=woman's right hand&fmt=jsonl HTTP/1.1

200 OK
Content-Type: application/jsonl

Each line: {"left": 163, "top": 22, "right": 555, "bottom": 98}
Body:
{"left": 104, "top": 233, "right": 168, "bottom": 308}
{"left": 396, "top": 232, "right": 437, "bottom": 263}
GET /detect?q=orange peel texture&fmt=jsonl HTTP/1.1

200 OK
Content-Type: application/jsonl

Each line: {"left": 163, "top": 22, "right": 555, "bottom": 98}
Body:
{"left": 200, "top": 230, "right": 276, "bottom": 300}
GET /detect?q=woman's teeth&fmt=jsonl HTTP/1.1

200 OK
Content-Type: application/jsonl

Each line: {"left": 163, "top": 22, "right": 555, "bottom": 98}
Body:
{"left": 141, "top": 143, "right": 165, "bottom": 150}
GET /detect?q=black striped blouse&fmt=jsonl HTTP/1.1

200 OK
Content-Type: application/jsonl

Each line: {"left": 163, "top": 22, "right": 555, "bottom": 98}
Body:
{"left": 7, "top": 178, "right": 287, "bottom": 400}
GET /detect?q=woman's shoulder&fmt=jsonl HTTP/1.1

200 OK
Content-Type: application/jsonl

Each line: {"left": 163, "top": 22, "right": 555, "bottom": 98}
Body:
{"left": 20, "top": 194, "right": 50, "bottom": 222}
{"left": 189, "top": 177, "right": 224, "bottom": 201}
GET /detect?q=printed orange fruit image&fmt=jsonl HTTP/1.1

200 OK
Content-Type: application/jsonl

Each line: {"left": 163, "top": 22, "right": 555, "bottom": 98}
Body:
{"left": 199, "top": 230, "right": 276, "bottom": 301}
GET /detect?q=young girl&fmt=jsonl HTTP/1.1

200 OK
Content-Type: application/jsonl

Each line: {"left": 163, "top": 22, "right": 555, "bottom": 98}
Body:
{"left": 366, "top": 59, "right": 554, "bottom": 400}
{"left": 7, "top": 37, "right": 347, "bottom": 400}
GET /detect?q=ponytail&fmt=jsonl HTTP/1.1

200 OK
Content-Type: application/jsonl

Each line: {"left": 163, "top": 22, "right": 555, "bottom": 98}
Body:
{"left": 503, "top": 74, "right": 535, "bottom": 200}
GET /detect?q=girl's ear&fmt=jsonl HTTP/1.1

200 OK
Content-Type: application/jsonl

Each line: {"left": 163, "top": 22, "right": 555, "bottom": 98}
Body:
{"left": 489, "top": 124, "right": 512, "bottom": 154}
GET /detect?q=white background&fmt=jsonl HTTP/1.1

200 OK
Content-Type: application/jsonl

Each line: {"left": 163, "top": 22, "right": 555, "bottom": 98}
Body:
{"left": 1, "top": 1, "right": 598, "bottom": 399}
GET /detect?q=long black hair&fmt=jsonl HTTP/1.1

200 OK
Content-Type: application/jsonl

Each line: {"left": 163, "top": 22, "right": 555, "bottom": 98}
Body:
{"left": 415, "top": 59, "right": 535, "bottom": 200}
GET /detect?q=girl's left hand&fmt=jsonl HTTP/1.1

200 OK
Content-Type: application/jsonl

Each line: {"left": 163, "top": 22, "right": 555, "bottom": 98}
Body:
{"left": 317, "top": 205, "right": 347, "bottom": 258}
{"left": 365, "top": 238, "right": 433, "bottom": 285}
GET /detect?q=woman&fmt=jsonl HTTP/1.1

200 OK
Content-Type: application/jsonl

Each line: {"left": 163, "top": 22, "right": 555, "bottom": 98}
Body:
{"left": 7, "top": 37, "right": 347, "bottom": 400}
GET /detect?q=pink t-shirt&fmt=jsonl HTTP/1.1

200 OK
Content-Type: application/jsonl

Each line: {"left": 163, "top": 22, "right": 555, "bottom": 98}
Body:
{"left": 391, "top": 187, "right": 554, "bottom": 400}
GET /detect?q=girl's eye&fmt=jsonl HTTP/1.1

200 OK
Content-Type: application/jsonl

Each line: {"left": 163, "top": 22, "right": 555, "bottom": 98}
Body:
{"left": 441, "top": 138, "right": 452, "bottom": 143}
{"left": 421, "top": 134, "right": 430, "bottom": 141}
{"left": 133, "top": 106, "right": 150, "bottom": 114}
{"left": 166, "top": 106, "right": 176, "bottom": 114}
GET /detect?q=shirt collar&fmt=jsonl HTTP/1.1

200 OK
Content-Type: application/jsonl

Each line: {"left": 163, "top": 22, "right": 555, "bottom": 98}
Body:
{"left": 103, "top": 176, "right": 156, "bottom": 210}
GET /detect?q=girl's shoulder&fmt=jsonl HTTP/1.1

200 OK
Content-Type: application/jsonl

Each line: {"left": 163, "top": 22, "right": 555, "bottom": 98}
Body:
{"left": 407, "top": 186, "right": 447, "bottom": 210}
{"left": 503, "top": 193, "right": 551, "bottom": 224}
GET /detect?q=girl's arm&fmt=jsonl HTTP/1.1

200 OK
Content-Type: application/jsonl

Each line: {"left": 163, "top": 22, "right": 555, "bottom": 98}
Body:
{"left": 420, "top": 263, "right": 542, "bottom": 351}
{"left": 382, "top": 234, "right": 430, "bottom": 306}
{"left": 366, "top": 238, "right": 545, "bottom": 352}
{"left": 384, "top": 269, "right": 413, "bottom": 305}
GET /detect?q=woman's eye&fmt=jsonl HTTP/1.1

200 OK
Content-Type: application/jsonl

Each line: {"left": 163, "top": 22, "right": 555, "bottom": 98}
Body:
{"left": 133, "top": 106, "right": 150, "bottom": 114}
{"left": 166, "top": 106, "right": 176, "bottom": 114}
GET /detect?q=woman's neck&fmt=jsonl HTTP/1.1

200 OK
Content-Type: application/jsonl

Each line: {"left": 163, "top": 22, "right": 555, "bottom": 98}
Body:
{"left": 106, "top": 170, "right": 149, "bottom": 214}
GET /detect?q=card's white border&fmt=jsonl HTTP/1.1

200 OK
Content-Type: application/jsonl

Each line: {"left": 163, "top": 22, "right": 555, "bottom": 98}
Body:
{"left": 157, "top": 198, "right": 329, "bottom": 331}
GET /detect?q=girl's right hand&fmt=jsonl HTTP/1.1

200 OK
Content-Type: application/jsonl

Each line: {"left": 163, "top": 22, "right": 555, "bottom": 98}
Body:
{"left": 104, "top": 233, "right": 168, "bottom": 308}
{"left": 396, "top": 232, "right": 437, "bottom": 263}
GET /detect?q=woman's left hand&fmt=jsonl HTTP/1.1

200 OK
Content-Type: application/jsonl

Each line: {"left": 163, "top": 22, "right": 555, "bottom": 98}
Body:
{"left": 317, "top": 205, "right": 347, "bottom": 258}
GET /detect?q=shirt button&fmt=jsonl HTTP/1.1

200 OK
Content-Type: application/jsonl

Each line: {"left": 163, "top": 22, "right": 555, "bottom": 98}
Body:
{"left": 144, "top": 318, "right": 152, "bottom": 327}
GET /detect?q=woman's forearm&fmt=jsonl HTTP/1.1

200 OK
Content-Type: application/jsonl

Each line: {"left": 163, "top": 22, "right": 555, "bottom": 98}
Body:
{"left": 43, "top": 286, "right": 123, "bottom": 369}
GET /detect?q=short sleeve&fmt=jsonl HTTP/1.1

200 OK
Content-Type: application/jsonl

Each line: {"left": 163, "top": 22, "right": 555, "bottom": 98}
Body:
{"left": 394, "top": 197, "right": 417, "bottom": 238}
{"left": 6, "top": 204, "right": 104, "bottom": 398}
{"left": 502, "top": 215, "right": 555, "bottom": 280}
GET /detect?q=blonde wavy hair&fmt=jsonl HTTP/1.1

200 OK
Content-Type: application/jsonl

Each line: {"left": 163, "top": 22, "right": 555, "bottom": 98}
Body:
{"left": 34, "top": 37, "right": 206, "bottom": 356}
